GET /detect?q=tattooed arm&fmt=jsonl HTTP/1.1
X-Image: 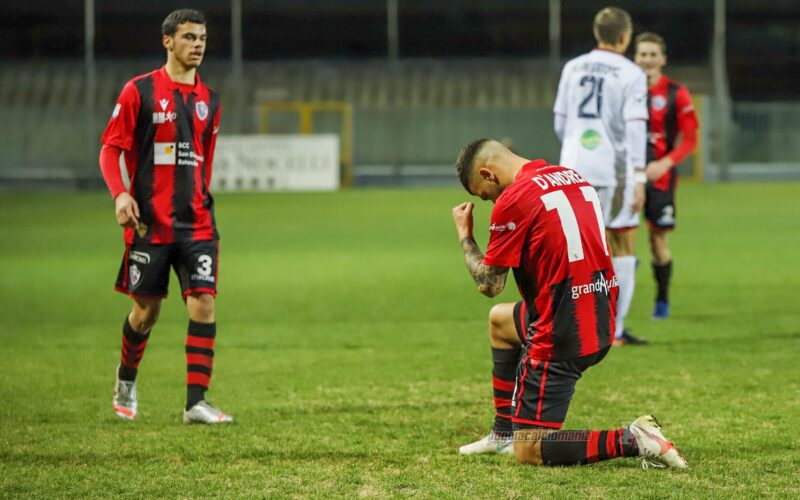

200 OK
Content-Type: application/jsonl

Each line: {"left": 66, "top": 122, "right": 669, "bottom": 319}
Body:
{"left": 460, "top": 236, "right": 509, "bottom": 297}
{"left": 452, "top": 201, "right": 509, "bottom": 298}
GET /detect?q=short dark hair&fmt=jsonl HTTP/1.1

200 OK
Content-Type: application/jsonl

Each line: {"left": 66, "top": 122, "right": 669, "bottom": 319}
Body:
{"left": 593, "top": 7, "right": 632, "bottom": 45}
{"left": 635, "top": 31, "right": 667, "bottom": 55}
{"left": 162, "top": 9, "right": 206, "bottom": 37}
{"left": 455, "top": 138, "right": 491, "bottom": 193}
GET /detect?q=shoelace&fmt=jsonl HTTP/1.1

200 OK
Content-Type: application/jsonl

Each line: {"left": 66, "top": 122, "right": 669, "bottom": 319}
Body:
{"left": 118, "top": 380, "right": 135, "bottom": 399}
{"left": 640, "top": 458, "right": 667, "bottom": 470}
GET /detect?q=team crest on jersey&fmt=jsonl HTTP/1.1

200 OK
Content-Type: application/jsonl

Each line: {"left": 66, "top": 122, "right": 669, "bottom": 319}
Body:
{"left": 195, "top": 101, "right": 209, "bottom": 120}
{"left": 129, "top": 264, "right": 141, "bottom": 288}
{"left": 652, "top": 95, "right": 667, "bottom": 111}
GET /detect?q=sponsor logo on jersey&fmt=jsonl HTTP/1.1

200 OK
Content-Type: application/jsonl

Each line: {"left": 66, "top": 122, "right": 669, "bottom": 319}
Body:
{"left": 190, "top": 273, "right": 216, "bottom": 283}
{"left": 176, "top": 141, "right": 203, "bottom": 167}
{"left": 489, "top": 221, "right": 516, "bottom": 232}
{"left": 129, "top": 251, "right": 151, "bottom": 265}
{"left": 153, "top": 111, "right": 177, "bottom": 124}
{"left": 571, "top": 275, "right": 618, "bottom": 300}
{"left": 652, "top": 95, "right": 667, "bottom": 111}
{"left": 580, "top": 129, "right": 602, "bottom": 150}
{"left": 154, "top": 142, "right": 176, "bottom": 165}
{"left": 112, "top": 103, "right": 121, "bottom": 119}
{"left": 159, "top": 98, "right": 170, "bottom": 111}
{"left": 129, "top": 264, "right": 141, "bottom": 288}
{"left": 195, "top": 101, "right": 208, "bottom": 120}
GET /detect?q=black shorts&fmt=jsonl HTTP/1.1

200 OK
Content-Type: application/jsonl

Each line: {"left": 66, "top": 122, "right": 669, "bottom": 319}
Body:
{"left": 115, "top": 239, "right": 219, "bottom": 299}
{"left": 644, "top": 184, "right": 676, "bottom": 229}
{"left": 511, "top": 301, "right": 610, "bottom": 430}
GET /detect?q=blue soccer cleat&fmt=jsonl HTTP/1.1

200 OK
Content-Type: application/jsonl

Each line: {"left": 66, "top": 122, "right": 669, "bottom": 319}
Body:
{"left": 652, "top": 300, "right": 670, "bottom": 319}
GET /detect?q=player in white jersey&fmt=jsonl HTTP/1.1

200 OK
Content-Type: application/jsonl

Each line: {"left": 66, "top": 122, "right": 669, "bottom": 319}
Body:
{"left": 553, "top": 7, "right": 648, "bottom": 345}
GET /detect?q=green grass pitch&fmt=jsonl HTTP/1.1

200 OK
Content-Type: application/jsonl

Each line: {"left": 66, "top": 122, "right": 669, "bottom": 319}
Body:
{"left": 1, "top": 182, "right": 799, "bottom": 497}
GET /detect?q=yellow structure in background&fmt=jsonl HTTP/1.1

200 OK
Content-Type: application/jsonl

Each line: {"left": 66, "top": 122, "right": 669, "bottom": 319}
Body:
{"left": 259, "top": 101, "right": 353, "bottom": 187}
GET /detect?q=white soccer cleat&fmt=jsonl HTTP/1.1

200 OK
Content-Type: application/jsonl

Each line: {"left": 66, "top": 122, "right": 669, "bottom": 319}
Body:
{"left": 183, "top": 400, "right": 233, "bottom": 424}
{"left": 459, "top": 431, "right": 514, "bottom": 455}
{"left": 112, "top": 365, "right": 138, "bottom": 420}
{"left": 629, "top": 415, "right": 689, "bottom": 469}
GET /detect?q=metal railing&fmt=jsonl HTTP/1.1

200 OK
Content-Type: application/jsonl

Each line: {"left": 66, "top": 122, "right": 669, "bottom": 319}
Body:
{"left": 0, "top": 60, "right": 797, "bottom": 186}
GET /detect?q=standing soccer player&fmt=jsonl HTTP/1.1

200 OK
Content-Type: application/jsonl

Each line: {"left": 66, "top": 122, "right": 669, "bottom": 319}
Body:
{"left": 453, "top": 139, "right": 687, "bottom": 469}
{"left": 634, "top": 32, "right": 699, "bottom": 319}
{"left": 553, "top": 7, "right": 648, "bottom": 345}
{"left": 99, "top": 9, "right": 232, "bottom": 424}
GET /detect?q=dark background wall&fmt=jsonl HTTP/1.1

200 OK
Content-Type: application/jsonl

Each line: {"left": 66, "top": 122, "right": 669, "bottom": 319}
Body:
{"left": 2, "top": 0, "right": 798, "bottom": 99}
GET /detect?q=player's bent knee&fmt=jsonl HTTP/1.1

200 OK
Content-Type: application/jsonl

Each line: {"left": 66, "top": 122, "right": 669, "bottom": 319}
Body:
{"left": 187, "top": 293, "right": 215, "bottom": 322}
{"left": 513, "top": 434, "right": 544, "bottom": 465}
{"left": 488, "top": 303, "right": 518, "bottom": 346}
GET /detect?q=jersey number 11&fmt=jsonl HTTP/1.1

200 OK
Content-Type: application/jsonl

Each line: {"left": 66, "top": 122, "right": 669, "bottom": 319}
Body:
{"left": 541, "top": 187, "right": 609, "bottom": 263}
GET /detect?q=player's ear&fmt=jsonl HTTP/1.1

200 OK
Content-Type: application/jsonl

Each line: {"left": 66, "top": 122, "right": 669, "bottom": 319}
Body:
{"left": 162, "top": 35, "right": 173, "bottom": 51}
{"left": 478, "top": 167, "right": 497, "bottom": 184}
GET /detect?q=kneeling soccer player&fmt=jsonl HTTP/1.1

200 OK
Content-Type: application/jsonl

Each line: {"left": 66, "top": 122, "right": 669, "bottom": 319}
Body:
{"left": 451, "top": 139, "right": 687, "bottom": 468}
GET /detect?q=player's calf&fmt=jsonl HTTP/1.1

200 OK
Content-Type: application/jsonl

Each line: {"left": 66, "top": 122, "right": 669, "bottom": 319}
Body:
{"left": 513, "top": 427, "right": 640, "bottom": 466}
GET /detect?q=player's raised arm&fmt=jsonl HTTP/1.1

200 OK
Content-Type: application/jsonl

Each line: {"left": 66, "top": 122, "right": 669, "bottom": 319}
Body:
{"left": 452, "top": 202, "right": 509, "bottom": 298}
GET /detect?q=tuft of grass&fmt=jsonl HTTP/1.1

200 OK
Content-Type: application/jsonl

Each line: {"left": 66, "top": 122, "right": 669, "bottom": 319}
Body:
{"left": 1, "top": 182, "right": 799, "bottom": 497}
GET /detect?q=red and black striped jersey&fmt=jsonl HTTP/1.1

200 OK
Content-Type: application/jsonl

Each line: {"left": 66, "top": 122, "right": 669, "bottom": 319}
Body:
{"left": 483, "top": 161, "right": 618, "bottom": 360}
{"left": 646, "top": 75, "right": 698, "bottom": 191}
{"left": 101, "top": 66, "right": 222, "bottom": 244}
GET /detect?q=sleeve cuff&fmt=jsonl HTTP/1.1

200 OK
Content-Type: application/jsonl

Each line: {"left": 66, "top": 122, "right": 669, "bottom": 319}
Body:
{"left": 483, "top": 256, "right": 518, "bottom": 268}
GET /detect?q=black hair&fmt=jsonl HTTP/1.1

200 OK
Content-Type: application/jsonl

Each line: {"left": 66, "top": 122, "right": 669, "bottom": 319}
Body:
{"left": 455, "top": 138, "right": 492, "bottom": 193}
{"left": 162, "top": 9, "right": 206, "bottom": 37}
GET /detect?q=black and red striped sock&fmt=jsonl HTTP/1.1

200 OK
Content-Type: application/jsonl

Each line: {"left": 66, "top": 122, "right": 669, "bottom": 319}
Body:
{"left": 539, "top": 428, "right": 639, "bottom": 466}
{"left": 185, "top": 320, "right": 216, "bottom": 410}
{"left": 491, "top": 347, "right": 520, "bottom": 436}
{"left": 118, "top": 317, "right": 150, "bottom": 381}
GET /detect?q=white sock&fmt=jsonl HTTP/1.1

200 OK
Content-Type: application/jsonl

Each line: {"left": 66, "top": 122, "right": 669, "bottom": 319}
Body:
{"left": 612, "top": 256, "right": 637, "bottom": 339}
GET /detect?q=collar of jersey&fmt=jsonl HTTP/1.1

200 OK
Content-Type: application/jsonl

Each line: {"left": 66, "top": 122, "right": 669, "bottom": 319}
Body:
{"left": 159, "top": 66, "right": 201, "bottom": 94}
{"left": 651, "top": 74, "right": 669, "bottom": 91}
{"left": 591, "top": 47, "right": 627, "bottom": 59}
{"left": 515, "top": 160, "right": 549, "bottom": 182}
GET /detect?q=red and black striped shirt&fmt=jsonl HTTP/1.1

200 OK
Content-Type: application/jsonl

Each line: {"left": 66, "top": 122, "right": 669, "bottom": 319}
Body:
{"left": 101, "top": 66, "right": 222, "bottom": 244}
{"left": 646, "top": 75, "right": 698, "bottom": 191}
{"left": 483, "top": 161, "right": 618, "bottom": 361}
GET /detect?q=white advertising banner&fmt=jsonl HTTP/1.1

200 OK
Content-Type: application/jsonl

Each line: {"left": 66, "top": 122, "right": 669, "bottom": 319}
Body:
{"left": 211, "top": 134, "right": 340, "bottom": 191}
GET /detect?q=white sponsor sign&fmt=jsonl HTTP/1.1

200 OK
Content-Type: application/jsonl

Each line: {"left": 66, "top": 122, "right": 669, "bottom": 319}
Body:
{"left": 154, "top": 142, "right": 176, "bottom": 165}
{"left": 211, "top": 135, "right": 340, "bottom": 192}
